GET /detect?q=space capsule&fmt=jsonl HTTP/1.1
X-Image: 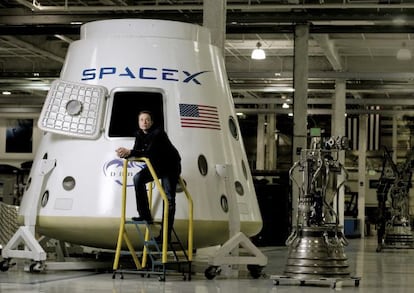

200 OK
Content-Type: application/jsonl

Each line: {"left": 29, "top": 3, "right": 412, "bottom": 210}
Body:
{"left": 8, "top": 19, "right": 262, "bottom": 253}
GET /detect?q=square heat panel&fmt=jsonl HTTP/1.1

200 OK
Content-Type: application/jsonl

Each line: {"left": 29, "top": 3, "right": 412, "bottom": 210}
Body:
{"left": 38, "top": 79, "right": 107, "bottom": 139}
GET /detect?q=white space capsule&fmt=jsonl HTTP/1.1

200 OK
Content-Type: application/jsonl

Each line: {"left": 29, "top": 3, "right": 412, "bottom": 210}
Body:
{"left": 18, "top": 19, "right": 262, "bottom": 250}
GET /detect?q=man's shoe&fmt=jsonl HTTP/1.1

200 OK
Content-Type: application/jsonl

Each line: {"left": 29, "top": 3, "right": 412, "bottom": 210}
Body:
{"left": 131, "top": 216, "right": 153, "bottom": 224}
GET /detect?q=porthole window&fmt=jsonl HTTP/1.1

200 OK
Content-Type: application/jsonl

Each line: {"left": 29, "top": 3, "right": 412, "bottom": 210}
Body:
{"left": 241, "top": 160, "right": 248, "bottom": 180}
{"left": 228, "top": 116, "right": 239, "bottom": 140}
{"left": 235, "top": 181, "right": 244, "bottom": 196}
{"left": 62, "top": 176, "right": 76, "bottom": 191}
{"left": 220, "top": 195, "right": 229, "bottom": 213}
{"left": 41, "top": 191, "right": 49, "bottom": 207}
{"left": 198, "top": 154, "right": 208, "bottom": 176}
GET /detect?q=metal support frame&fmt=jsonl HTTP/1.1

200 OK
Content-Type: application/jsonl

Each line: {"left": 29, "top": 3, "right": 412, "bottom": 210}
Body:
{"left": 2, "top": 159, "right": 56, "bottom": 262}
{"left": 209, "top": 164, "right": 267, "bottom": 276}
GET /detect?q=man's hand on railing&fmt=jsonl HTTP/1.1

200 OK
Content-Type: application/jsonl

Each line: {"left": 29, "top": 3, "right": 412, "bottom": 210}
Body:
{"left": 116, "top": 147, "right": 131, "bottom": 158}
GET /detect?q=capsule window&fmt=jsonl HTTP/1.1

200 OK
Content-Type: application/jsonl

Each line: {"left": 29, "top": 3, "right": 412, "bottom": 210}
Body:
{"left": 235, "top": 181, "right": 244, "bottom": 196}
{"left": 220, "top": 195, "right": 229, "bottom": 213}
{"left": 41, "top": 191, "right": 49, "bottom": 207}
{"left": 228, "top": 116, "right": 239, "bottom": 140}
{"left": 198, "top": 154, "right": 208, "bottom": 176}
{"left": 241, "top": 160, "right": 248, "bottom": 180}
{"left": 62, "top": 176, "right": 76, "bottom": 191}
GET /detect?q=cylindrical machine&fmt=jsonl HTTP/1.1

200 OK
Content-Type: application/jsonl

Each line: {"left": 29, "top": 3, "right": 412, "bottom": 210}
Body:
{"left": 284, "top": 136, "right": 350, "bottom": 279}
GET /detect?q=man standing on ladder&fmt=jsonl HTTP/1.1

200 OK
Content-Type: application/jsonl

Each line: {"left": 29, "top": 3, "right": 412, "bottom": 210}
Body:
{"left": 116, "top": 110, "right": 182, "bottom": 243}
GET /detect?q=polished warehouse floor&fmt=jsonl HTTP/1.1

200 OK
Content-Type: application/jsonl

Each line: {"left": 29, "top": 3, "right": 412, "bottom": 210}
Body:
{"left": 1, "top": 235, "right": 414, "bottom": 292}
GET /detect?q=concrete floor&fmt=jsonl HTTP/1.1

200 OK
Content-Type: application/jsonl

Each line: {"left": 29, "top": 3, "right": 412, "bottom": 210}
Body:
{"left": 1, "top": 235, "right": 414, "bottom": 292}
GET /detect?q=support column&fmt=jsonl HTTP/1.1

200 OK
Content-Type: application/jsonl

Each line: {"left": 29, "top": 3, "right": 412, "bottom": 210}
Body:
{"left": 266, "top": 106, "right": 277, "bottom": 170}
{"left": 292, "top": 23, "right": 309, "bottom": 227}
{"left": 332, "top": 79, "right": 346, "bottom": 227}
{"left": 256, "top": 113, "right": 266, "bottom": 170}
{"left": 203, "top": 0, "right": 226, "bottom": 54}
{"left": 358, "top": 114, "right": 368, "bottom": 237}
{"left": 392, "top": 115, "right": 398, "bottom": 162}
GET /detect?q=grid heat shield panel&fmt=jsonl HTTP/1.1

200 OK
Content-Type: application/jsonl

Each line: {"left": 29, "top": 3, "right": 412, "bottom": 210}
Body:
{"left": 38, "top": 80, "right": 107, "bottom": 139}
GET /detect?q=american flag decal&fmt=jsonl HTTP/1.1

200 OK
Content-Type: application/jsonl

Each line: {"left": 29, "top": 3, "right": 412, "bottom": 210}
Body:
{"left": 179, "top": 103, "right": 221, "bottom": 130}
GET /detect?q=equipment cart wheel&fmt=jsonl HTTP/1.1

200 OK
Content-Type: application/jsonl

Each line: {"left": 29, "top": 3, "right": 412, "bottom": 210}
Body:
{"left": 29, "top": 261, "right": 45, "bottom": 273}
{"left": 0, "top": 259, "right": 11, "bottom": 272}
{"left": 247, "top": 264, "right": 264, "bottom": 279}
{"left": 204, "top": 266, "right": 221, "bottom": 280}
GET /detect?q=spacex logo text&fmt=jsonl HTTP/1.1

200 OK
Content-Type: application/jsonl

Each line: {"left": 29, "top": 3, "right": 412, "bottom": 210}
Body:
{"left": 81, "top": 67, "right": 209, "bottom": 85}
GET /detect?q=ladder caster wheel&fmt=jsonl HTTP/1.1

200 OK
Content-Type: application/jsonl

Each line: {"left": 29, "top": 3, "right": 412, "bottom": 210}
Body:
{"left": 29, "top": 261, "right": 45, "bottom": 273}
{"left": 159, "top": 276, "right": 165, "bottom": 282}
{"left": 204, "top": 266, "right": 220, "bottom": 280}
{"left": 0, "top": 259, "right": 11, "bottom": 272}
{"left": 247, "top": 264, "right": 264, "bottom": 279}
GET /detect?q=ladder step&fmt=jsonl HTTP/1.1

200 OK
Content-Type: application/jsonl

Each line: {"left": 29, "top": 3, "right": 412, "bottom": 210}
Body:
{"left": 144, "top": 240, "right": 159, "bottom": 246}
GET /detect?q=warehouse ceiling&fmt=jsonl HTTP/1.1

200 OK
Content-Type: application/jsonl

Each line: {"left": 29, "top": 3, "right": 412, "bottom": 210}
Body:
{"left": 1, "top": 0, "right": 414, "bottom": 127}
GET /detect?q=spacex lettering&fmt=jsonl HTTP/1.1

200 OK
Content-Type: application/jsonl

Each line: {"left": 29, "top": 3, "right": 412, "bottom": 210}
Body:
{"left": 81, "top": 66, "right": 209, "bottom": 85}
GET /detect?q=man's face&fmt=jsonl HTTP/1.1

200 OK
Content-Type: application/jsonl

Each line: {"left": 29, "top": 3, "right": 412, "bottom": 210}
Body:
{"left": 138, "top": 113, "right": 153, "bottom": 132}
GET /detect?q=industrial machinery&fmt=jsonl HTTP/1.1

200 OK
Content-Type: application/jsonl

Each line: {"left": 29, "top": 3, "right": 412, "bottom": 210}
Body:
{"left": 272, "top": 135, "right": 360, "bottom": 287}
{"left": 376, "top": 147, "right": 414, "bottom": 252}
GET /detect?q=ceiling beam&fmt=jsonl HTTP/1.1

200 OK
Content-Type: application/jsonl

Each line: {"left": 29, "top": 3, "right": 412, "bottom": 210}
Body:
{"left": 233, "top": 98, "right": 414, "bottom": 106}
{"left": 311, "top": 34, "right": 343, "bottom": 71}
{"left": 1, "top": 36, "right": 65, "bottom": 63}
{"left": 19, "top": 3, "right": 414, "bottom": 12}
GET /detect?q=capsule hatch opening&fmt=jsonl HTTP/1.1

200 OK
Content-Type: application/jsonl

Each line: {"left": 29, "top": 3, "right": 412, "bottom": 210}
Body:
{"left": 108, "top": 91, "right": 164, "bottom": 138}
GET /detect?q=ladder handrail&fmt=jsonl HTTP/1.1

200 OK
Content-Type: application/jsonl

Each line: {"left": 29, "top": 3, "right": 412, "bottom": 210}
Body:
{"left": 178, "top": 176, "right": 193, "bottom": 262}
{"left": 113, "top": 157, "right": 193, "bottom": 272}
{"left": 113, "top": 159, "right": 140, "bottom": 271}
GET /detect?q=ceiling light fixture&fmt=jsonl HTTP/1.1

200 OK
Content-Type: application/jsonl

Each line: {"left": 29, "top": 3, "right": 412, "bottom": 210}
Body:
{"left": 396, "top": 42, "right": 412, "bottom": 60}
{"left": 2, "top": 91, "right": 11, "bottom": 95}
{"left": 251, "top": 42, "right": 266, "bottom": 60}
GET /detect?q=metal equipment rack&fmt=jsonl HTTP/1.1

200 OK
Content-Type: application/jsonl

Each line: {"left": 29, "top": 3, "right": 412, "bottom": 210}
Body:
{"left": 112, "top": 157, "right": 193, "bottom": 281}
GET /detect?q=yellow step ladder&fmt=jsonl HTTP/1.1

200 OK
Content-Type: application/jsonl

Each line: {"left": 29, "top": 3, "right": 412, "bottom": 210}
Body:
{"left": 112, "top": 157, "right": 193, "bottom": 281}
